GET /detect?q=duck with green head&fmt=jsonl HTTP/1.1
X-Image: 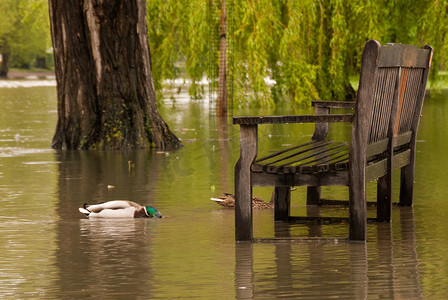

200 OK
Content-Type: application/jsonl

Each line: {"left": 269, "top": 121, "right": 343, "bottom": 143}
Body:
{"left": 79, "top": 200, "right": 163, "bottom": 218}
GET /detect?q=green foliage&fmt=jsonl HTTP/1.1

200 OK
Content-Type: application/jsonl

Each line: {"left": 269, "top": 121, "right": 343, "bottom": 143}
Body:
{"left": 147, "top": 0, "right": 181, "bottom": 95}
{"left": 147, "top": 1, "right": 210, "bottom": 100}
{"left": 147, "top": 0, "right": 448, "bottom": 108}
{"left": 0, "top": 0, "right": 51, "bottom": 72}
{"left": 2, "top": 1, "right": 446, "bottom": 106}
{"left": 229, "top": 0, "right": 280, "bottom": 106}
{"left": 229, "top": 0, "right": 359, "bottom": 106}
{"left": 277, "top": 0, "right": 320, "bottom": 104}
{"left": 421, "top": 0, "right": 448, "bottom": 81}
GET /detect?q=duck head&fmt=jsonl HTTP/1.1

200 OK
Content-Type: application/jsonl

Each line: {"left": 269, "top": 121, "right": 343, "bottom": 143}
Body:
{"left": 145, "top": 206, "right": 163, "bottom": 218}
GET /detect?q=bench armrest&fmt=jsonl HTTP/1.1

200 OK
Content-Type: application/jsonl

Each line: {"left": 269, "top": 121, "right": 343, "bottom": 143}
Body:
{"left": 312, "top": 100, "right": 356, "bottom": 109}
{"left": 233, "top": 114, "right": 353, "bottom": 125}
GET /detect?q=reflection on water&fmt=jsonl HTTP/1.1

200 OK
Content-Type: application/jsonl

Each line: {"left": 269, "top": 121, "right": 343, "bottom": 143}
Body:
{"left": 53, "top": 218, "right": 156, "bottom": 298}
{"left": 0, "top": 79, "right": 56, "bottom": 89}
{"left": 235, "top": 207, "right": 424, "bottom": 299}
{"left": 1, "top": 84, "right": 448, "bottom": 298}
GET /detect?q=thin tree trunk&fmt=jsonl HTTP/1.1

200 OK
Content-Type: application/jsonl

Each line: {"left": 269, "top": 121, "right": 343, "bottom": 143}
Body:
{"left": 0, "top": 42, "right": 10, "bottom": 78}
{"left": 217, "top": 0, "right": 227, "bottom": 116}
{"left": 48, "top": 0, "right": 180, "bottom": 150}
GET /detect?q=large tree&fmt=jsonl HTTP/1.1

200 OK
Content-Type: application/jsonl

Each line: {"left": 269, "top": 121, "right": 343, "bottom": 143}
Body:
{"left": 48, "top": 0, "right": 180, "bottom": 150}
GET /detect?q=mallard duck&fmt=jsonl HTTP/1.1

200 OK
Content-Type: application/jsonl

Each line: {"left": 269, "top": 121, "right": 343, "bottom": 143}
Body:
{"left": 78, "top": 200, "right": 163, "bottom": 218}
{"left": 210, "top": 193, "right": 273, "bottom": 209}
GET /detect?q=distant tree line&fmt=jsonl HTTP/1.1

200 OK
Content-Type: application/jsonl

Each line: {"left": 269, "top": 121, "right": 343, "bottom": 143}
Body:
{"left": 0, "top": 0, "right": 50, "bottom": 76}
{"left": 1, "top": 0, "right": 447, "bottom": 107}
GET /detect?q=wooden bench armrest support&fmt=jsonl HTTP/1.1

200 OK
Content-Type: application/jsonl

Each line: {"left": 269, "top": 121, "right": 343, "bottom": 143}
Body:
{"left": 312, "top": 100, "right": 356, "bottom": 109}
{"left": 233, "top": 114, "right": 353, "bottom": 125}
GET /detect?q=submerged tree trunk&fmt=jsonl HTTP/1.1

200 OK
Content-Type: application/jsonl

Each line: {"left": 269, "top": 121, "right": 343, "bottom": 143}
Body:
{"left": 48, "top": 0, "right": 180, "bottom": 150}
{"left": 0, "top": 41, "right": 10, "bottom": 78}
{"left": 0, "top": 52, "right": 9, "bottom": 78}
{"left": 216, "top": 0, "right": 227, "bottom": 116}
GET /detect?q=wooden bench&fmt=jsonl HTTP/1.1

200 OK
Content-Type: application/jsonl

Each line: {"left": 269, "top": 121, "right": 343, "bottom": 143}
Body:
{"left": 233, "top": 40, "right": 433, "bottom": 242}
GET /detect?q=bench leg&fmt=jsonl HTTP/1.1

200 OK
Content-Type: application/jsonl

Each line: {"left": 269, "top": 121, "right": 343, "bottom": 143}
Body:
{"left": 349, "top": 169, "right": 367, "bottom": 241}
{"left": 349, "top": 185, "right": 367, "bottom": 241}
{"left": 235, "top": 167, "right": 253, "bottom": 241}
{"left": 235, "top": 125, "right": 258, "bottom": 242}
{"left": 377, "top": 174, "right": 392, "bottom": 222}
{"left": 306, "top": 186, "right": 321, "bottom": 206}
{"left": 274, "top": 186, "right": 291, "bottom": 221}
{"left": 400, "top": 164, "right": 415, "bottom": 206}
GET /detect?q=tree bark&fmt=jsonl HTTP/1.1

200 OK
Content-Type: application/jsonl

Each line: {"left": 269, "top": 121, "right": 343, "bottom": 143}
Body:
{"left": 216, "top": 0, "right": 227, "bottom": 116}
{"left": 0, "top": 40, "right": 10, "bottom": 78}
{"left": 48, "top": 0, "right": 180, "bottom": 150}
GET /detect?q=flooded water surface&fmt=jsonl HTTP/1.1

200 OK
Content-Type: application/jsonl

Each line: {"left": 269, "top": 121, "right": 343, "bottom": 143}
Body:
{"left": 1, "top": 83, "right": 448, "bottom": 299}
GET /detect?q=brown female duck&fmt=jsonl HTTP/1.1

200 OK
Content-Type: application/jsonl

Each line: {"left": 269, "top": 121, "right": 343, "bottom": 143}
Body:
{"left": 210, "top": 193, "right": 273, "bottom": 209}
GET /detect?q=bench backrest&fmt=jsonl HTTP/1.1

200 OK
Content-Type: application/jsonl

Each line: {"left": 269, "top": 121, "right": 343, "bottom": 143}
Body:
{"left": 353, "top": 40, "right": 433, "bottom": 154}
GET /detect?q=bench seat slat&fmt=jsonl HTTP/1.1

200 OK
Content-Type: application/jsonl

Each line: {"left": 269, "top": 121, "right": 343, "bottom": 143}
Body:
{"left": 254, "top": 140, "right": 329, "bottom": 164}
{"left": 289, "top": 146, "right": 349, "bottom": 173}
{"left": 251, "top": 131, "right": 413, "bottom": 176}
{"left": 252, "top": 141, "right": 349, "bottom": 174}
{"left": 278, "top": 142, "right": 347, "bottom": 168}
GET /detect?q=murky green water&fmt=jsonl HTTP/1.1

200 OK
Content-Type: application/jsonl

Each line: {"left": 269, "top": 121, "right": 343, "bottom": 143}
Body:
{"left": 0, "top": 83, "right": 447, "bottom": 299}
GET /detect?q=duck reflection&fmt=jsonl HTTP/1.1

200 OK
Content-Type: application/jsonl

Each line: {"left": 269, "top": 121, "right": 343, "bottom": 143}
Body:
{"left": 78, "top": 218, "right": 153, "bottom": 279}
{"left": 234, "top": 206, "right": 423, "bottom": 299}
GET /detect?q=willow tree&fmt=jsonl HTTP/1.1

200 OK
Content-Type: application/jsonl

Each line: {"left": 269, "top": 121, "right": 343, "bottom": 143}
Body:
{"left": 0, "top": 0, "right": 49, "bottom": 77}
{"left": 146, "top": 0, "right": 445, "bottom": 108}
{"left": 216, "top": 0, "right": 227, "bottom": 115}
{"left": 212, "top": 0, "right": 358, "bottom": 107}
{"left": 147, "top": 1, "right": 209, "bottom": 100}
{"left": 48, "top": 0, "right": 180, "bottom": 150}
{"left": 420, "top": 0, "right": 448, "bottom": 80}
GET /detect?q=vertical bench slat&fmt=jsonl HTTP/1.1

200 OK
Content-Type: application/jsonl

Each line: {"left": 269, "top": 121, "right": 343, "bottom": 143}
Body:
{"left": 368, "top": 69, "right": 384, "bottom": 142}
{"left": 377, "top": 69, "right": 392, "bottom": 141}
{"left": 394, "top": 68, "right": 409, "bottom": 135}
{"left": 397, "top": 68, "right": 412, "bottom": 133}
{"left": 398, "top": 68, "right": 423, "bottom": 134}
{"left": 369, "top": 68, "right": 398, "bottom": 144}
{"left": 399, "top": 68, "right": 415, "bottom": 132}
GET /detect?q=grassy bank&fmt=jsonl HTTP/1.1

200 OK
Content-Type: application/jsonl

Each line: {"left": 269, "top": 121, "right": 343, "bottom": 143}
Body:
{"left": 5, "top": 68, "right": 55, "bottom": 79}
